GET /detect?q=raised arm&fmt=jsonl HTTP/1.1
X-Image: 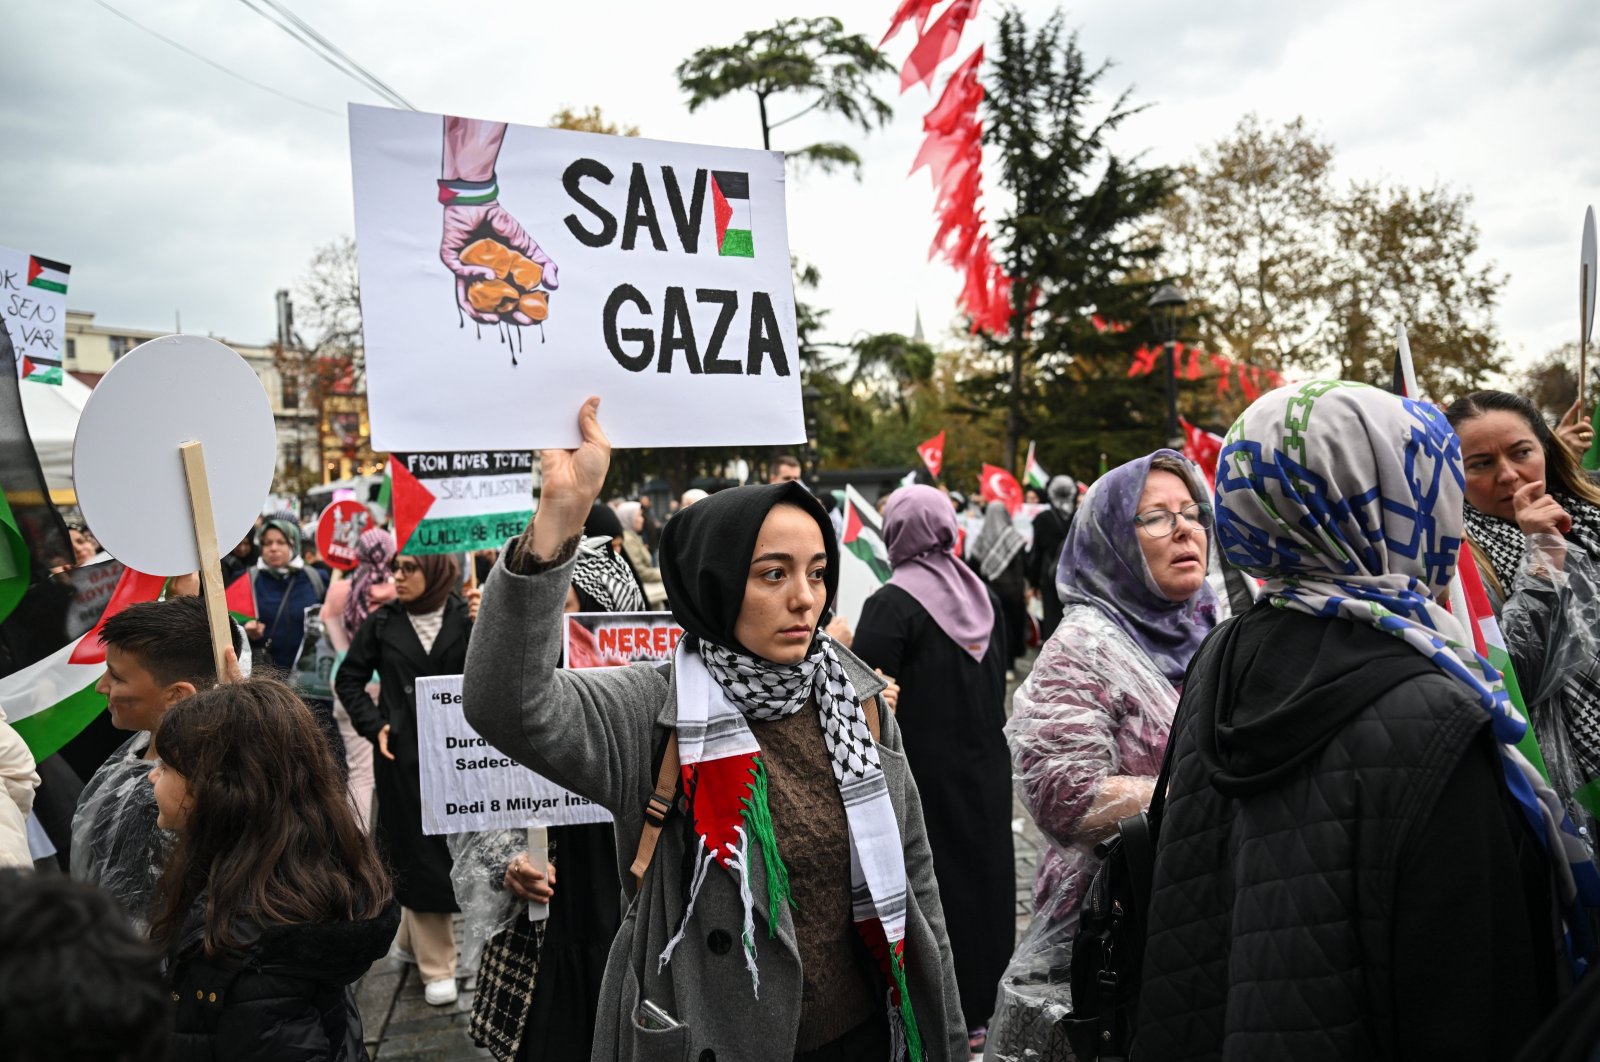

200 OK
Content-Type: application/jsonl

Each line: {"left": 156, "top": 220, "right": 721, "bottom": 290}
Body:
{"left": 463, "top": 398, "right": 668, "bottom": 816}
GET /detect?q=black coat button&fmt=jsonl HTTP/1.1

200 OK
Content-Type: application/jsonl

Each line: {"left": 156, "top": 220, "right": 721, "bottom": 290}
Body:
{"left": 698, "top": 1051, "right": 716, "bottom": 1062}
{"left": 706, "top": 929, "right": 732, "bottom": 955}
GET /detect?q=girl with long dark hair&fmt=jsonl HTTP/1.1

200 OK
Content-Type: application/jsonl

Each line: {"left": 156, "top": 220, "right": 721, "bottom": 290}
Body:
{"left": 147, "top": 677, "right": 396, "bottom": 1061}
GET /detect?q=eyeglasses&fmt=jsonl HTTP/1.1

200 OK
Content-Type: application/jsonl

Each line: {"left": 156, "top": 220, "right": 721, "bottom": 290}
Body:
{"left": 1132, "top": 503, "right": 1214, "bottom": 539}
{"left": 387, "top": 560, "right": 422, "bottom": 576}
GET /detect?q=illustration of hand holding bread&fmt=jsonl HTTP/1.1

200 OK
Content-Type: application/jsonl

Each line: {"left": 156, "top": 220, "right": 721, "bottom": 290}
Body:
{"left": 437, "top": 115, "right": 558, "bottom": 337}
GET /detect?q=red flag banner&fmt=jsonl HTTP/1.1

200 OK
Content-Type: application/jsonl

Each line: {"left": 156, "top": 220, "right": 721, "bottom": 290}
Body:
{"left": 879, "top": 0, "right": 942, "bottom": 47}
{"left": 922, "top": 46, "right": 984, "bottom": 134}
{"left": 916, "top": 430, "right": 946, "bottom": 478}
{"left": 1179, "top": 417, "right": 1224, "bottom": 487}
{"left": 899, "top": 0, "right": 980, "bottom": 92}
{"left": 979, "top": 463, "right": 1023, "bottom": 515}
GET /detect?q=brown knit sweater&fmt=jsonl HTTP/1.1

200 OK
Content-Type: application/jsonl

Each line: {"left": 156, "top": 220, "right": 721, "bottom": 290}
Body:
{"left": 751, "top": 704, "right": 883, "bottom": 1052}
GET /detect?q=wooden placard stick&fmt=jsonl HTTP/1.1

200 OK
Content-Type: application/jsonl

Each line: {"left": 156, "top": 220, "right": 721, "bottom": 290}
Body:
{"left": 525, "top": 824, "right": 550, "bottom": 923}
{"left": 179, "top": 441, "right": 232, "bottom": 682}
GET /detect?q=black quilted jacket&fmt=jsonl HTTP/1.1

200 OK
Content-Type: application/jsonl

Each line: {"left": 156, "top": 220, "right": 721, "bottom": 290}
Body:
{"left": 164, "top": 900, "right": 399, "bottom": 1062}
{"left": 1137, "top": 606, "right": 1563, "bottom": 1061}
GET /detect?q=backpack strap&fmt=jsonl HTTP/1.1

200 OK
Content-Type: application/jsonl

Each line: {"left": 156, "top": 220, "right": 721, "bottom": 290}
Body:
{"left": 628, "top": 686, "right": 884, "bottom": 891}
{"left": 630, "top": 729, "right": 679, "bottom": 891}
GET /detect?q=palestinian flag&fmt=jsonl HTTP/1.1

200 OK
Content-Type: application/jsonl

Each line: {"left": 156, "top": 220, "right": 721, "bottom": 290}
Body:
{"left": 841, "top": 487, "right": 892, "bottom": 584}
{"left": 711, "top": 171, "right": 753, "bottom": 258}
{"left": 27, "top": 256, "right": 69, "bottom": 295}
{"left": 2, "top": 566, "right": 165, "bottom": 760}
{"left": 225, "top": 573, "right": 257, "bottom": 624}
{"left": 390, "top": 451, "right": 534, "bottom": 555}
{"left": 1024, "top": 441, "right": 1048, "bottom": 490}
{"left": 21, "top": 358, "right": 62, "bottom": 385}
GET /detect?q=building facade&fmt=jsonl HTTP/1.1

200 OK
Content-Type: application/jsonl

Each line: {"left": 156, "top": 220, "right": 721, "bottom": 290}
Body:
{"left": 63, "top": 309, "right": 321, "bottom": 486}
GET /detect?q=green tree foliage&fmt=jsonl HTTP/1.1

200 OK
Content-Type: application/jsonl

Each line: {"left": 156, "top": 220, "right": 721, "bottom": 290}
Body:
{"left": 549, "top": 106, "right": 640, "bottom": 137}
{"left": 965, "top": 7, "right": 1175, "bottom": 473}
{"left": 676, "top": 16, "right": 894, "bottom": 174}
{"left": 1160, "top": 114, "right": 1505, "bottom": 405}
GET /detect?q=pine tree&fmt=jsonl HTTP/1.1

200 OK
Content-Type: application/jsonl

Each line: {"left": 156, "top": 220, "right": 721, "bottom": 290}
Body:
{"left": 965, "top": 7, "right": 1175, "bottom": 473}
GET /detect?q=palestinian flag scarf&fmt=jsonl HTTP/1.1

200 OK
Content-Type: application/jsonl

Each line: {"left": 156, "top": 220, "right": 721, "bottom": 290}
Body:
{"left": 663, "top": 631, "right": 923, "bottom": 1061}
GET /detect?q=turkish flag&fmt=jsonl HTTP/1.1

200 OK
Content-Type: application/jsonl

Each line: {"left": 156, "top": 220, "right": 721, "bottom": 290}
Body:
{"left": 879, "top": 0, "right": 942, "bottom": 47}
{"left": 1180, "top": 417, "right": 1224, "bottom": 487}
{"left": 979, "top": 463, "right": 1023, "bottom": 515}
{"left": 922, "top": 46, "right": 984, "bottom": 135}
{"left": 916, "top": 431, "right": 945, "bottom": 478}
{"left": 900, "top": 0, "right": 980, "bottom": 92}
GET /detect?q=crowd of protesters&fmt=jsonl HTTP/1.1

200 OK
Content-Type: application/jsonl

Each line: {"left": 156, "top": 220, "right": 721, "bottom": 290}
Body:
{"left": 5, "top": 382, "right": 1600, "bottom": 1062}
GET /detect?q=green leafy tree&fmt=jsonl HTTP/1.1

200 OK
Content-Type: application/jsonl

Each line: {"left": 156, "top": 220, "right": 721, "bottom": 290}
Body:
{"left": 1160, "top": 115, "right": 1340, "bottom": 378}
{"left": 676, "top": 16, "right": 894, "bottom": 175}
{"left": 966, "top": 7, "right": 1175, "bottom": 471}
{"left": 1331, "top": 181, "right": 1503, "bottom": 399}
{"left": 1159, "top": 114, "right": 1505, "bottom": 405}
{"left": 549, "top": 105, "right": 640, "bottom": 137}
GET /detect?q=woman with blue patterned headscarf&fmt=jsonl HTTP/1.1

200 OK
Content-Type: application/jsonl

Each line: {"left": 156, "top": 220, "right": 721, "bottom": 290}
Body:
{"left": 1138, "top": 381, "right": 1596, "bottom": 1061}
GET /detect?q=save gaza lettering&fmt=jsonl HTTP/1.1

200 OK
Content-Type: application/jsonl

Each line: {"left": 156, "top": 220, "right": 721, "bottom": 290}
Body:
{"left": 561, "top": 159, "right": 790, "bottom": 378}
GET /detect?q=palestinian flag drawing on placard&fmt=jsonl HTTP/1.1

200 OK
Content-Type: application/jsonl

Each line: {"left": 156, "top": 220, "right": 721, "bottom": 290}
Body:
{"left": 711, "top": 171, "right": 753, "bottom": 258}
{"left": 27, "top": 256, "right": 69, "bottom": 295}
{"left": 389, "top": 451, "right": 535, "bottom": 555}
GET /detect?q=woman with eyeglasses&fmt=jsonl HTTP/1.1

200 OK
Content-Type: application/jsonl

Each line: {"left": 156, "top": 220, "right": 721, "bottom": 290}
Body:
{"left": 1006, "top": 451, "right": 1218, "bottom": 925}
{"left": 335, "top": 551, "right": 471, "bottom": 1007}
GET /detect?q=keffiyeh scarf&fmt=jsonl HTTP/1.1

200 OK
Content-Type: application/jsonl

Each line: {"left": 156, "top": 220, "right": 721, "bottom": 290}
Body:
{"left": 1216, "top": 381, "right": 1600, "bottom": 962}
{"left": 571, "top": 536, "right": 645, "bottom": 612}
{"left": 1463, "top": 494, "right": 1600, "bottom": 595}
{"left": 664, "top": 632, "right": 923, "bottom": 1060}
{"left": 973, "top": 503, "right": 1025, "bottom": 582}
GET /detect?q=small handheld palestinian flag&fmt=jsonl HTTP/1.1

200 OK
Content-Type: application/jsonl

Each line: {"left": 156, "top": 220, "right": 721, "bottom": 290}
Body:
{"left": 225, "top": 572, "right": 257, "bottom": 624}
{"left": 1023, "top": 441, "right": 1048, "bottom": 490}
{"left": 711, "top": 171, "right": 754, "bottom": 258}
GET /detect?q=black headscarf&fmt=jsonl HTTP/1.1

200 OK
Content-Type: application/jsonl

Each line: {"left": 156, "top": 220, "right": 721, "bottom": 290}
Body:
{"left": 658, "top": 482, "right": 838, "bottom": 653}
{"left": 584, "top": 502, "right": 624, "bottom": 541}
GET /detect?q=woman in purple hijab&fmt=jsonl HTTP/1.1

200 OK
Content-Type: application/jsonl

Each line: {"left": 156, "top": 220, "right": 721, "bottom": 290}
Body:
{"left": 853, "top": 485, "right": 1016, "bottom": 1055}
{"left": 1006, "top": 450, "right": 1218, "bottom": 924}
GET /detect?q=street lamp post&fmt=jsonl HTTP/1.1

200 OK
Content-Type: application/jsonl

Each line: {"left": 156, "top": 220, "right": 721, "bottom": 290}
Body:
{"left": 802, "top": 385, "right": 822, "bottom": 479}
{"left": 1146, "top": 283, "right": 1189, "bottom": 451}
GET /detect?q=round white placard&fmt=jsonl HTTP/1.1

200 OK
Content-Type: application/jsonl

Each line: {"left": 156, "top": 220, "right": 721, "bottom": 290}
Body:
{"left": 73, "top": 335, "right": 277, "bottom": 575}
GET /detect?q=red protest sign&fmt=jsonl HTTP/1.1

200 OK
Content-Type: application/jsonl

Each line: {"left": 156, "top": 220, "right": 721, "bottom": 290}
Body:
{"left": 315, "top": 500, "right": 375, "bottom": 572}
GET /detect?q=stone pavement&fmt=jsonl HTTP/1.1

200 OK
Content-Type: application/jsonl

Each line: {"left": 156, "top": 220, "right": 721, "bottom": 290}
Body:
{"left": 360, "top": 651, "right": 1044, "bottom": 1060}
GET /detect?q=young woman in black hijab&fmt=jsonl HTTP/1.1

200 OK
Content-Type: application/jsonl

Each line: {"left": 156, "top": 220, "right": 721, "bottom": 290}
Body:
{"left": 463, "top": 399, "right": 965, "bottom": 1062}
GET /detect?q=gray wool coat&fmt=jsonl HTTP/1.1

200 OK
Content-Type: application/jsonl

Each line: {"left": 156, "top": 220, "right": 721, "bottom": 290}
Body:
{"left": 463, "top": 549, "right": 967, "bottom": 1062}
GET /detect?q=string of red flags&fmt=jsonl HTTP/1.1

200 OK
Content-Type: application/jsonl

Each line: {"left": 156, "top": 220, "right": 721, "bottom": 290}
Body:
{"left": 1179, "top": 416, "right": 1224, "bottom": 487}
{"left": 1124, "top": 341, "right": 1286, "bottom": 400}
{"left": 884, "top": 1, "right": 1013, "bottom": 337}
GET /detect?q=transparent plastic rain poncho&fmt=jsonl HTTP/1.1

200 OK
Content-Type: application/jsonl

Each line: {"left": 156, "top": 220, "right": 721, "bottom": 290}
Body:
{"left": 986, "top": 604, "right": 1177, "bottom": 1061}
{"left": 69, "top": 731, "right": 166, "bottom": 929}
{"left": 1488, "top": 532, "right": 1600, "bottom": 841}
{"left": 448, "top": 828, "right": 543, "bottom": 974}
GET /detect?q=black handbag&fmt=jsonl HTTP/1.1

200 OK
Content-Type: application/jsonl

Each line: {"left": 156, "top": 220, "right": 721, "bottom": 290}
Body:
{"left": 1063, "top": 724, "right": 1177, "bottom": 1060}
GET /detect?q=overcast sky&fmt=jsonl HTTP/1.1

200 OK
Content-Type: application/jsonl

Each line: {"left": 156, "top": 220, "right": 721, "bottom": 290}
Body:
{"left": 5, "top": 0, "right": 1597, "bottom": 380}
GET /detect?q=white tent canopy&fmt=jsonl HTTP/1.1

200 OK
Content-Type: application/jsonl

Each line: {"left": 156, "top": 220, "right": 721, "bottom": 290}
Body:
{"left": 21, "top": 374, "right": 92, "bottom": 500}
